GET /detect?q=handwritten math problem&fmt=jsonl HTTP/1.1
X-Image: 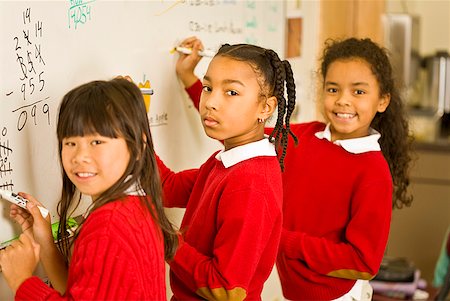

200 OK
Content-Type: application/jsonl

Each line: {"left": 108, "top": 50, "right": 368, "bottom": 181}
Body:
{"left": 0, "top": 127, "right": 14, "bottom": 191}
{"left": 8, "top": 7, "right": 52, "bottom": 132}
{"left": 13, "top": 8, "right": 46, "bottom": 101}
{"left": 0, "top": 0, "right": 284, "bottom": 264}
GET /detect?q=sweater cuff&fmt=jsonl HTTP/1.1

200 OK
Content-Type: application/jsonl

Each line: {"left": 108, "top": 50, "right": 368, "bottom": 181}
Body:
{"left": 185, "top": 79, "right": 202, "bottom": 110}
{"left": 168, "top": 239, "right": 198, "bottom": 292}
{"left": 167, "top": 232, "right": 185, "bottom": 264}
{"left": 15, "top": 276, "right": 53, "bottom": 300}
{"left": 280, "top": 228, "right": 305, "bottom": 260}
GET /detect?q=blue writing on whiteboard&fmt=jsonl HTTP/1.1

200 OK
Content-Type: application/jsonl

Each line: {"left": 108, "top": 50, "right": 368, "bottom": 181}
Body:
{"left": 68, "top": 0, "right": 96, "bottom": 29}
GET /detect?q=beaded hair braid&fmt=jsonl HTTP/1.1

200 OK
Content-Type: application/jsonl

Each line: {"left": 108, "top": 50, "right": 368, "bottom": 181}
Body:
{"left": 217, "top": 44, "right": 298, "bottom": 171}
{"left": 265, "top": 50, "right": 298, "bottom": 170}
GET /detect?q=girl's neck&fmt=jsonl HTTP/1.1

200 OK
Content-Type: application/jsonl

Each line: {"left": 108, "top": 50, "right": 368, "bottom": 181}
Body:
{"left": 224, "top": 135, "right": 265, "bottom": 151}
{"left": 223, "top": 127, "right": 265, "bottom": 151}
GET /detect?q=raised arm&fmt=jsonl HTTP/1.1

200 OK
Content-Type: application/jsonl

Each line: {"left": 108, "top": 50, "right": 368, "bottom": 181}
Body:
{"left": 156, "top": 154, "right": 199, "bottom": 208}
{"left": 176, "top": 36, "right": 204, "bottom": 88}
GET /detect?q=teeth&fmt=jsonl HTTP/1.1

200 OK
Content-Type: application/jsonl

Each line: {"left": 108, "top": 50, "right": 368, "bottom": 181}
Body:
{"left": 336, "top": 113, "right": 355, "bottom": 119}
{"left": 77, "top": 172, "right": 94, "bottom": 177}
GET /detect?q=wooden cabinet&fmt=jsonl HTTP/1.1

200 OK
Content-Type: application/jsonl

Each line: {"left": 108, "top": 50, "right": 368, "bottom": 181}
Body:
{"left": 315, "top": 0, "right": 386, "bottom": 118}
{"left": 318, "top": 0, "right": 385, "bottom": 46}
{"left": 386, "top": 147, "right": 450, "bottom": 284}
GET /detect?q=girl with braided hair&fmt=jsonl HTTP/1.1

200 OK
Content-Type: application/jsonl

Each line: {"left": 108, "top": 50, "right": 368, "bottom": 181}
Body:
{"left": 157, "top": 40, "right": 296, "bottom": 300}
{"left": 177, "top": 36, "right": 413, "bottom": 301}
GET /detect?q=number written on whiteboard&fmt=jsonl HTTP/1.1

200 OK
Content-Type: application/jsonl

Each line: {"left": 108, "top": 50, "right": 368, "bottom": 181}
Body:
{"left": 12, "top": 98, "right": 50, "bottom": 131}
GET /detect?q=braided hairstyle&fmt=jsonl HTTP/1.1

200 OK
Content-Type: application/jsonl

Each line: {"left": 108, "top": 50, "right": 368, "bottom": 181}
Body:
{"left": 320, "top": 38, "right": 414, "bottom": 209}
{"left": 216, "top": 44, "right": 298, "bottom": 170}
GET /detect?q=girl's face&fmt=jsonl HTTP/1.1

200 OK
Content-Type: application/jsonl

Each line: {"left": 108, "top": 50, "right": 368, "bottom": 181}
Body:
{"left": 322, "top": 59, "right": 390, "bottom": 141}
{"left": 61, "top": 134, "right": 130, "bottom": 201}
{"left": 200, "top": 56, "right": 268, "bottom": 150}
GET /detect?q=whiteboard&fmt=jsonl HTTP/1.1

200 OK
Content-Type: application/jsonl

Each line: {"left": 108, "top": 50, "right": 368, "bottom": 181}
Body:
{"left": 0, "top": 0, "right": 285, "bottom": 298}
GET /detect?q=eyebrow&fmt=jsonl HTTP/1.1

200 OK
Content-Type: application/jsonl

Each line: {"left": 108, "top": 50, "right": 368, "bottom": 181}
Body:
{"left": 203, "top": 75, "right": 245, "bottom": 87}
{"left": 325, "top": 81, "right": 370, "bottom": 87}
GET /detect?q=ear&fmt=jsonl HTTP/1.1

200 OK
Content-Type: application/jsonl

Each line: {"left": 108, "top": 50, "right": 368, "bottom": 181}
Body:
{"left": 259, "top": 96, "right": 278, "bottom": 120}
{"left": 377, "top": 93, "right": 390, "bottom": 113}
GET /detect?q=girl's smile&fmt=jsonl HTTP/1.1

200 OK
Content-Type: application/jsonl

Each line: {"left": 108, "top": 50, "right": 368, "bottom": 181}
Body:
{"left": 334, "top": 112, "right": 356, "bottom": 119}
{"left": 323, "top": 59, "right": 390, "bottom": 141}
{"left": 62, "top": 134, "right": 130, "bottom": 201}
{"left": 75, "top": 172, "right": 95, "bottom": 178}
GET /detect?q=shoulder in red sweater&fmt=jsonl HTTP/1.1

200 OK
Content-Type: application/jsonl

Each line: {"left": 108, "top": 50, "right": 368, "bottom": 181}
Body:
{"left": 159, "top": 151, "right": 283, "bottom": 301}
{"left": 16, "top": 196, "right": 166, "bottom": 301}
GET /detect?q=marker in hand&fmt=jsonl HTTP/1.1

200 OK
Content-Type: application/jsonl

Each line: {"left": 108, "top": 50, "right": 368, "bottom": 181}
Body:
{"left": 0, "top": 189, "right": 49, "bottom": 218}
{"left": 140, "top": 88, "right": 154, "bottom": 95}
{"left": 171, "top": 46, "right": 215, "bottom": 58}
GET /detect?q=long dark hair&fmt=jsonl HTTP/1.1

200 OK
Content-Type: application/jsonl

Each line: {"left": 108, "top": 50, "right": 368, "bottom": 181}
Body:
{"left": 216, "top": 44, "right": 298, "bottom": 170}
{"left": 320, "top": 37, "right": 414, "bottom": 208}
{"left": 56, "top": 78, "right": 178, "bottom": 261}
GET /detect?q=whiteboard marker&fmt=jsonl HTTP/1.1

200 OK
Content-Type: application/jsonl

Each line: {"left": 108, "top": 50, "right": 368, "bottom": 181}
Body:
{"left": 140, "top": 88, "right": 154, "bottom": 95}
{"left": 173, "top": 46, "right": 215, "bottom": 58}
{"left": 0, "top": 189, "right": 49, "bottom": 218}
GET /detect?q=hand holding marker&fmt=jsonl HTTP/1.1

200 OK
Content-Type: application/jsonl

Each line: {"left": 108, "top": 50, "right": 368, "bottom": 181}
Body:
{"left": 0, "top": 189, "right": 49, "bottom": 218}
{"left": 172, "top": 46, "right": 215, "bottom": 57}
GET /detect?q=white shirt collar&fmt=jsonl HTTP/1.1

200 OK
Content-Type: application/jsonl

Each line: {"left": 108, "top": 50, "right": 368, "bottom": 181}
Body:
{"left": 215, "top": 138, "right": 276, "bottom": 168}
{"left": 315, "top": 123, "right": 381, "bottom": 154}
{"left": 81, "top": 179, "right": 144, "bottom": 220}
{"left": 124, "top": 177, "right": 145, "bottom": 196}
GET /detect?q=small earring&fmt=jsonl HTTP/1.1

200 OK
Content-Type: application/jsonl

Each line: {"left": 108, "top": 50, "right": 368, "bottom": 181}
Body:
{"left": 258, "top": 118, "right": 265, "bottom": 123}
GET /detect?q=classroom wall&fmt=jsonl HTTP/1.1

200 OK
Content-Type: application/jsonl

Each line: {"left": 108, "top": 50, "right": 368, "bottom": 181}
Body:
{"left": 286, "top": 0, "right": 321, "bottom": 124}
{"left": 0, "top": 1, "right": 288, "bottom": 299}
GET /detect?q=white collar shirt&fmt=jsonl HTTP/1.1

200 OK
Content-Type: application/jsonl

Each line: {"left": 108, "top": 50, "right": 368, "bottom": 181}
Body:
{"left": 215, "top": 138, "right": 276, "bottom": 168}
{"left": 314, "top": 123, "right": 381, "bottom": 154}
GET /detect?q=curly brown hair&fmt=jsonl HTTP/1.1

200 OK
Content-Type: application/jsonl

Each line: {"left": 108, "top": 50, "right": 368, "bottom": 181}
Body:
{"left": 320, "top": 37, "right": 414, "bottom": 209}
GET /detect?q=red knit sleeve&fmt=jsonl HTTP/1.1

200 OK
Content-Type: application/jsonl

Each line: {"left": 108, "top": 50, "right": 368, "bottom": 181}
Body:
{"left": 15, "top": 276, "right": 62, "bottom": 300}
{"left": 16, "top": 199, "right": 166, "bottom": 300}
{"left": 185, "top": 79, "right": 202, "bottom": 110}
{"left": 281, "top": 176, "right": 392, "bottom": 280}
{"left": 16, "top": 237, "right": 138, "bottom": 301}
{"left": 156, "top": 154, "right": 198, "bottom": 208}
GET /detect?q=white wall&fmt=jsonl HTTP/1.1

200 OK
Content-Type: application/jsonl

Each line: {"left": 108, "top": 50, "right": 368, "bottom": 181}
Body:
{"left": 0, "top": 1, "right": 287, "bottom": 300}
{"left": 288, "top": 0, "right": 321, "bottom": 123}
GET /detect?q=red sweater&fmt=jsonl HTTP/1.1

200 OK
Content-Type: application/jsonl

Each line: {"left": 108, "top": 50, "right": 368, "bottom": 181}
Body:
{"left": 15, "top": 196, "right": 166, "bottom": 300}
{"left": 186, "top": 80, "right": 393, "bottom": 300}
{"left": 157, "top": 150, "right": 283, "bottom": 300}
{"left": 276, "top": 122, "right": 392, "bottom": 300}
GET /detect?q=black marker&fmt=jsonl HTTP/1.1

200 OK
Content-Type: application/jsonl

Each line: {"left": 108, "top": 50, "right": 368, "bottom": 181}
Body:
{"left": 0, "top": 189, "right": 49, "bottom": 218}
